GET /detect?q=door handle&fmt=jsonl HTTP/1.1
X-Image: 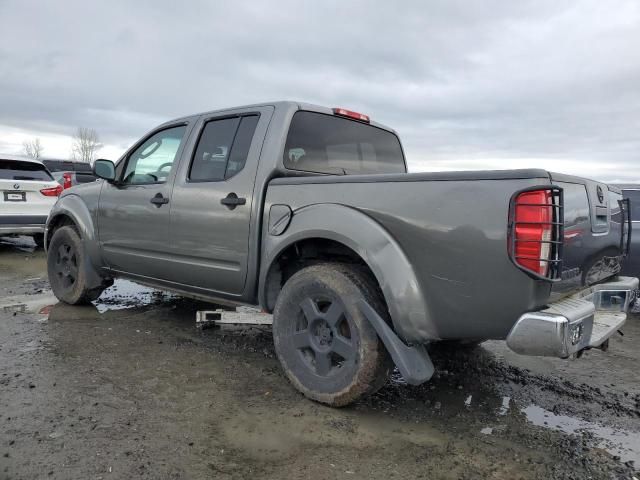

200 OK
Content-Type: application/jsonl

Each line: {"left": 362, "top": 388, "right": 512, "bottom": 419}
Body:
{"left": 221, "top": 193, "right": 246, "bottom": 210}
{"left": 150, "top": 193, "right": 169, "bottom": 207}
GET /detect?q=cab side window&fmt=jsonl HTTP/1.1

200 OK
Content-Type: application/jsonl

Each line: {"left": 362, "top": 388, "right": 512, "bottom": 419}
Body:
{"left": 122, "top": 125, "right": 187, "bottom": 185}
{"left": 189, "top": 115, "right": 259, "bottom": 182}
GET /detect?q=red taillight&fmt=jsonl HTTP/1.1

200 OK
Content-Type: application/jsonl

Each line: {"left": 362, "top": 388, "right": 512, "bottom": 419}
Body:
{"left": 40, "top": 185, "right": 63, "bottom": 197}
{"left": 513, "top": 189, "right": 553, "bottom": 277}
{"left": 62, "top": 172, "right": 72, "bottom": 190}
{"left": 332, "top": 107, "right": 370, "bottom": 123}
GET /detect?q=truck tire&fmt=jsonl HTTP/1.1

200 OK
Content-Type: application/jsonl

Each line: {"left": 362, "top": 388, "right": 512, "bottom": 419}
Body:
{"left": 47, "top": 226, "right": 104, "bottom": 304}
{"left": 273, "top": 263, "right": 391, "bottom": 406}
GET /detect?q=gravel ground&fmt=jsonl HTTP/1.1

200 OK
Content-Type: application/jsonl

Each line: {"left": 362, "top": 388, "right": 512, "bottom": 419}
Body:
{"left": 1, "top": 235, "right": 639, "bottom": 479}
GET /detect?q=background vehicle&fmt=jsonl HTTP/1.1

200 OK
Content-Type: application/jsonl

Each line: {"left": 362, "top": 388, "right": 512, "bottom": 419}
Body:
{"left": 42, "top": 159, "right": 96, "bottom": 189}
{"left": 1, "top": 154, "right": 62, "bottom": 247}
{"left": 44, "top": 102, "right": 637, "bottom": 406}
{"left": 612, "top": 184, "right": 640, "bottom": 278}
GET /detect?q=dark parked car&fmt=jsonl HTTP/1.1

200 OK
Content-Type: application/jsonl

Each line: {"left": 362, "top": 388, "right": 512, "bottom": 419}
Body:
{"left": 612, "top": 184, "right": 640, "bottom": 277}
{"left": 44, "top": 101, "right": 637, "bottom": 406}
{"left": 41, "top": 159, "right": 96, "bottom": 188}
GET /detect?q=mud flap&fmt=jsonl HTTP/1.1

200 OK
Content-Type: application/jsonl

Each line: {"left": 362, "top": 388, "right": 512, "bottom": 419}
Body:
{"left": 357, "top": 300, "right": 434, "bottom": 385}
{"left": 83, "top": 252, "right": 111, "bottom": 291}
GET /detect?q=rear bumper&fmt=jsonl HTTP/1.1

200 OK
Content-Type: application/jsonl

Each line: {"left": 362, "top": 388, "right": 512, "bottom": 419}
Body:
{"left": 506, "top": 276, "right": 638, "bottom": 358}
{"left": 0, "top": 215, "right": 48, "bottom": 236}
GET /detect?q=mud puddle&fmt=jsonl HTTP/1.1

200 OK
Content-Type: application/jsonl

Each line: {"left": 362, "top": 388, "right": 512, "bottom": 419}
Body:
{"left": 93, "top": 279, "right": 174, "bottom": 313}
{"left": 523, "top": 404, "right": 640, "bottom": 464}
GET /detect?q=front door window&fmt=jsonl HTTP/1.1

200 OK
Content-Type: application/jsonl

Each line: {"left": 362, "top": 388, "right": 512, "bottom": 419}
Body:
{"left": 122, "top": 126, "right": 187, "bottom": 185}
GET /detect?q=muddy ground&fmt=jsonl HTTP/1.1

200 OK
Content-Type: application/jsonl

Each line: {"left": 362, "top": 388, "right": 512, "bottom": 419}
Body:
{"left": 1, "top": 236, "right": 639, "bottom": 480}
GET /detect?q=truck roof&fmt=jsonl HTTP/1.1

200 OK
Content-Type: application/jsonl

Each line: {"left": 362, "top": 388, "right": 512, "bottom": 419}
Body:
{"left": 162, "top": 100, "right": 399, "bottom": 135}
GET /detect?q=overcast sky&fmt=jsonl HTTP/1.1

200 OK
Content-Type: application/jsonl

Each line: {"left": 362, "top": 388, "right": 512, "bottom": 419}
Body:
{"left": 1, "top": 0, "right": 639, "bottom": 182}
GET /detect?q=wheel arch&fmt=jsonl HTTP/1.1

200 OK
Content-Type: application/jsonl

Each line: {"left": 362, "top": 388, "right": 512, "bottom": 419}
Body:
{"left": 259, "top": 203, "right": 436, "bottom": 342}
{"left": 46, "top": 194, "right": 105, "bottom": 283}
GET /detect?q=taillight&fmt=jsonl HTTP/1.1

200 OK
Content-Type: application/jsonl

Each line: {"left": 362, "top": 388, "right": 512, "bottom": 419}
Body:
{"left": 62, "top": 172, "right": 72, "bottom": 189}
{"left": 510, "top": 187, "right": 563, "bottom": 279}
{"left": 332, "top": 107, "right": 370, "bottom": 123}
{"left": 40, "top": 185, "right": 63, "bottom": 197}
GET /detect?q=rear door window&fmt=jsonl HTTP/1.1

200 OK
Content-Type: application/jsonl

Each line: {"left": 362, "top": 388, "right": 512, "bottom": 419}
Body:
{"left": 284, "top": 111, "right": 406, "bottom": 175}
{"left": 0, "top": 160, "right": 53, "bottom": 181}
{"left": 189, "top": 115, "right": 260, "bottom": 182}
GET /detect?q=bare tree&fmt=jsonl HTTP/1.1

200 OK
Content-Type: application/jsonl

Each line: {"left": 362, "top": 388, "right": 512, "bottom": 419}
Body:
{"left": 23, "top": 138, "right": 43, "bottom": 159}
{"left": 71, "top": 127, "right": 102, "bottom": 164}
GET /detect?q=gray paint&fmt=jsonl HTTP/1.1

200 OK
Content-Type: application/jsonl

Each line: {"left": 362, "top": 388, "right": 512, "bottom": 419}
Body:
{"left": 261, "top": 176, "right": 554, "bottom": 342}
{"left": 612, "top": 185, "right": 640, "bottom": 278}
{"left": 45, "top": 101, "right": 632, "bottom": 346}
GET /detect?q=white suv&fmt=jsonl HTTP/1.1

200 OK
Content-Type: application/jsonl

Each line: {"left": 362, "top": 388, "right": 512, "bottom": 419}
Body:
{"left": 0, "top": 154, "right": 62, "bottom": 247}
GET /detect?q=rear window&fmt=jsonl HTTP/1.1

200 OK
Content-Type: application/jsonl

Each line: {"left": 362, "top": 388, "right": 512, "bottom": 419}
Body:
{"left": 283, "top": 111, "right": 406, "bottom": 175}
{"left": 623, "top": 190, "right": 640, "bottom": 222}
{"left": 42, "top": 160, "right": 73, "bottom": 172}
{"left": 73, "top": 163, "right": 92, "bottom": 173}
{"left": 0, "top": 160, "right": 53, "bottom": 181}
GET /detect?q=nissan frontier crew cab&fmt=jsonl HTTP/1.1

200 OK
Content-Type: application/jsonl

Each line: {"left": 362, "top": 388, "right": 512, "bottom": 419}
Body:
{"left": 45, "top": 101, "right": 637, "bottom": 406}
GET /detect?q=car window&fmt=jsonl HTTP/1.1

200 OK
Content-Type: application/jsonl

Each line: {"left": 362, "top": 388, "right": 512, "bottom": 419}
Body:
{"left": 42, "top": 160, "right": 66, "bottom": 172}
{"left": 225, "top": 116, "right": 259, "bottom": 179}
{"left": 189, "top": 115, "right": 259, "bottom": 182}
{"left": 0, "top": 160, "right": 53, "bottom": 181}
{"left": 623, "top": 190, "right": 640, "bottom": 222}
{"left": 283, "top": 111, "right": 406, "bottom": 175}
{"left": 122, "top": 125, "right": 187, "bottom": 185}
{"left": 74, "top": 163, "right": 92, "bottom": 173}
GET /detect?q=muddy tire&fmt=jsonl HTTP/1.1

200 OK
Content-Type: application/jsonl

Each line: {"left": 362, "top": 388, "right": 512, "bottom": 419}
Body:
{"left": 273, "top": 263, "right": 391, "bottom": 407}
{"left": 33, "top": 233, "right": 45, "bottom": 248}
{"left": 47, "top": 226, "right": 104, "bottom": 304}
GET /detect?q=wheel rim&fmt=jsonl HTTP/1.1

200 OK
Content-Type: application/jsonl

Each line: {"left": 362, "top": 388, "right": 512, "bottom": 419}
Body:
{"left": 53, "top": 243, "right": 78, "bottom": 290}
{"left": 291, "top": 296, "right": 356, "bottom": 377}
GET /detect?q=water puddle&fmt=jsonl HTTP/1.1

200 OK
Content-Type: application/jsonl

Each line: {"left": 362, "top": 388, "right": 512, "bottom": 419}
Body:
{"left": 523, "top": 404, "right": 640, "bottom": 464}
{"left": 94, "top": 279, "right": 173, "bottom": 313}
{"left": 498, "top": 396, "right": 511, "bottom": 416}
{"left": 1, "top": 292, "right": 58, "bottom": 316}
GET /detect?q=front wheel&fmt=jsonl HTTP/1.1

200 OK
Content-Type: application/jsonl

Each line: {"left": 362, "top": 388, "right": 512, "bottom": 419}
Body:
{"left": 47, "top": 226, "right": 104, "bottom": 304}
{"left": 273, "top": 263, "right": 391, "bottom": 407}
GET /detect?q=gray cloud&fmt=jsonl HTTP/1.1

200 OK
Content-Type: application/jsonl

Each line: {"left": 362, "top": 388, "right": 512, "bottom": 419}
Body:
{"left": 1, "top": 0, "right": 639, "bottom": 181}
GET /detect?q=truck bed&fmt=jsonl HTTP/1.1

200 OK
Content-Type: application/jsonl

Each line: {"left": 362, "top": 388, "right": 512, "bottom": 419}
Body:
{"left": 265, "top": 169, "right": 628, "bottom": 342}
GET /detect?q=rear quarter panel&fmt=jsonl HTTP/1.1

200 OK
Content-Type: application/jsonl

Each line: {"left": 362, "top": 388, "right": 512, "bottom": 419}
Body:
{"left": 263, "top": 172, "right": 553, "bottom": 342}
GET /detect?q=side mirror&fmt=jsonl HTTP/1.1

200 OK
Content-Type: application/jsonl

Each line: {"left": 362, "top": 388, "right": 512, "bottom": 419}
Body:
{"left": 93, "top": 159, "right": 116, "bottom": 182}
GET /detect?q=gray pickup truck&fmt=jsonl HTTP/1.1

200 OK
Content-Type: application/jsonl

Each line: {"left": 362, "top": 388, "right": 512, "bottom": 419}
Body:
{"left": 45, "top": 101, "right": 637, "bottom": 406}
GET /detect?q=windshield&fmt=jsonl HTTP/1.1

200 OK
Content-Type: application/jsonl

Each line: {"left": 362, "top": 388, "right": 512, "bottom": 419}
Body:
{"left": 283, "top": 111, "right": 406, "bottom": 175}
{"left": 0, "top": 160, "right": 53, "bottom": 181}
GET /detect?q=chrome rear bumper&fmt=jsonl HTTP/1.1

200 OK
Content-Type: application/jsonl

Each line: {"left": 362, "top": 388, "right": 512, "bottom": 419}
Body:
{"left": 506, "top": 276, "right": 638, "bottom": 358}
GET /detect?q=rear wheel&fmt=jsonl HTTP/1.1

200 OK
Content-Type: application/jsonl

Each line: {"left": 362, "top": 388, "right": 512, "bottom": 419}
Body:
{"left": 47, "top": 226, "right": 104, "bottom": 304}
{"left": 273, "top": 263, "right": 391, "bottom": 406}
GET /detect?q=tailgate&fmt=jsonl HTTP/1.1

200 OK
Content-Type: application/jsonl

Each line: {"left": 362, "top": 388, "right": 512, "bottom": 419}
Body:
{"left": 550, "top": 172, "right": 630, "bottom": 297}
